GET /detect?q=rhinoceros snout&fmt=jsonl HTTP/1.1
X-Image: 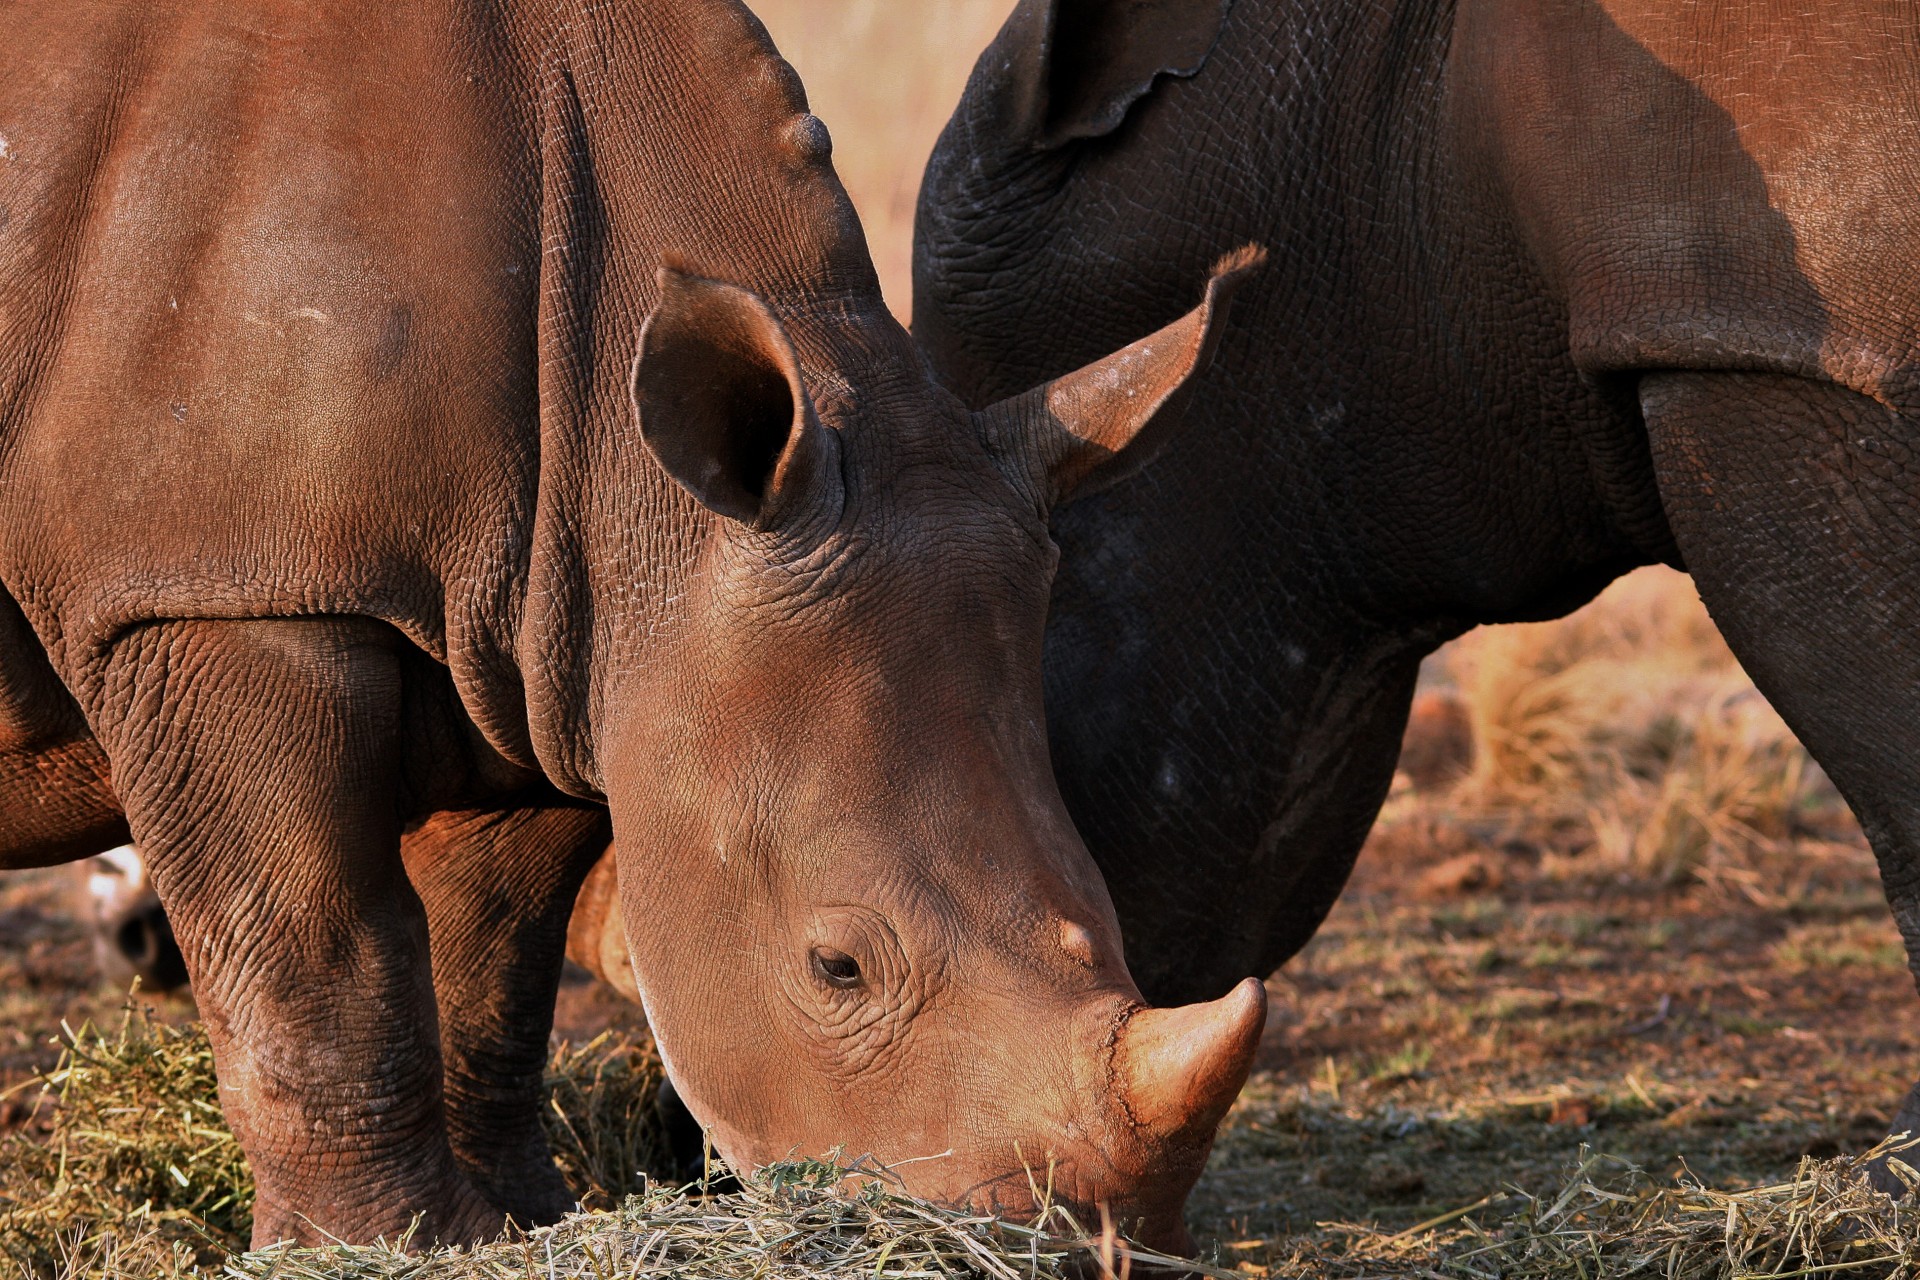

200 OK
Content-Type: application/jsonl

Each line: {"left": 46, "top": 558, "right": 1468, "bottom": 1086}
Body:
{"left": 943, "top": 977, "right": 1267, "bottom": 1256}
{"left": 1063, "top": 977, "right": 1267, "bottom": 1251}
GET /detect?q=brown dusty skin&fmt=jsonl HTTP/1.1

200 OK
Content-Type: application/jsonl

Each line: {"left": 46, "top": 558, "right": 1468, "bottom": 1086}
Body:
{"left": 0, "top": 0, "right": 1264, "bottom": 1249}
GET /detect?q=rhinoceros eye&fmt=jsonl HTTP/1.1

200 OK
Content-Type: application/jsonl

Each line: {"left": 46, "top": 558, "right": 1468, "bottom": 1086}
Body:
{"left": 810, "top": 946, "right": 862, "bottom": 990}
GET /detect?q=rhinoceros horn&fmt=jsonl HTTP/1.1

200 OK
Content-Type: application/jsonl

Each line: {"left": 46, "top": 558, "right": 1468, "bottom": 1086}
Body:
{"left": 1115, "top": 976, "right": 1266, "bottom": 1138}
{"left": 974, "top": 244, "right": 1265, "bottom": 506}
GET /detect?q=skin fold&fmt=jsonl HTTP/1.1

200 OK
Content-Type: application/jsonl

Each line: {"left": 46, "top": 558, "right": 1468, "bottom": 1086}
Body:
{"left": 912, "top": 0, "right": 1920, "bottom": 1166}
{"left": 0, "top": 0, "right": 1268, "bottom": 1249}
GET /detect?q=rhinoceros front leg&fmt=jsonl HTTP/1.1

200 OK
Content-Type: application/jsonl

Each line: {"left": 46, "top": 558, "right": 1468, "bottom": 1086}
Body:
{"left": 402, "top": 803, "right": 610, "bottom": 1224}
{"left": 1645, "top": 370, "right": 1920, "bottom": 1187}
{"left": 98, "top": 616, "right": 499, "bottom": 1246}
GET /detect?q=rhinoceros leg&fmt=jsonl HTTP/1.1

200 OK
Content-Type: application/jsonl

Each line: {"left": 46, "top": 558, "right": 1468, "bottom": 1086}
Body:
{"left": 1645, "top": 370, "right": 1920, "bottom": 1185}
{"left": 402, "top": 804, "right": 610, "bottom": 1224}
{"left": 0, "top": 584, "right": 129, "bottom": 868}
{"left": 0, "top": 737, "right": 130, "bottom": 867}
{"left": 100, "top": 616, "right": 499, "bottom": 1246}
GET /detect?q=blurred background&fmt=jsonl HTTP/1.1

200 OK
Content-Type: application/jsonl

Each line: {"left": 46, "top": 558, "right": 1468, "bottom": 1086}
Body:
{"left": 754, "top": 0, "right": 1018, "bottom": 315}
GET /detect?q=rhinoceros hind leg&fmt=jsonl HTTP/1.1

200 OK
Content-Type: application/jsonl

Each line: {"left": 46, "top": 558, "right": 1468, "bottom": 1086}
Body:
{"left": 101, "top": 616, "right": 500, "bottom": 1247}
{"left": 1645, "top": 371, "right": 1920, "bottom": 1193}
{"left": 403, "top": 803, "right": 610, "bottom": 1224}
{"left": 0, "top": 736, "right": 129, "bottom": 868}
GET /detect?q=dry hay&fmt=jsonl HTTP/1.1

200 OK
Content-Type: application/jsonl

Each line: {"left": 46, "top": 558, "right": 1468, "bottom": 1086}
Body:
{"left": 0, "top": 1009, "right": 1207, "bottom": 1280}
{"left": 1468, "top": 1139, "right": 1920, "bottom": 1280}
{"left": 1249, "top": 1136, "right": 1920, "bottom": 1280}
{"left": 0, "top": 1008, "right": 250, "bottom": 1272}
{"left": 220, "top": 1159, "right": 1217, "bottom": 1280}
{"left": 9, "top": 1006, "right": 1920, "bottom": 1280}
{"left": 0, "top": 1008, "right": 666, "bottom": 1277}
{"left": 1403, "top": 566, "right": 1860, "bottom": 892}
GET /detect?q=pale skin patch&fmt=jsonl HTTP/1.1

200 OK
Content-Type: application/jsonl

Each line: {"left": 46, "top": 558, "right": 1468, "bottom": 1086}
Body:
{"left": 1059, "top": 919, "right": 1097, "bottom": 968}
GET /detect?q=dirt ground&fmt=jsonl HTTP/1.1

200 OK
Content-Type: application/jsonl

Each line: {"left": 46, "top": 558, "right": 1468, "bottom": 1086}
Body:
{"left": 1185, "top": 815, "right": 1915, "bottom": 1256}
{"left": 4, "top": 714, "right": 1913, "bottom": 1263}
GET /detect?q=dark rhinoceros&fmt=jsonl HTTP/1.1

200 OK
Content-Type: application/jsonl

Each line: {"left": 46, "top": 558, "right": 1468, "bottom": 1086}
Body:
{"left": 915, "top": 0, "right": 1920, "bottom": 1134}
{"left": 0, "top": 0, "right": 1269, "bottom": 1248}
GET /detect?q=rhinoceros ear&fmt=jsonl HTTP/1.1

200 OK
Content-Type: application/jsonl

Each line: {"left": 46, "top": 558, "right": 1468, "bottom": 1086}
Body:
{"left": 632, "top": 267, "right": 842, "bottom": 530}
{"left": 976, "top": 245, "right": 1263, "bottom": 506}
{"left": 988, "top": 0, "right": 1233, "bottom": 147}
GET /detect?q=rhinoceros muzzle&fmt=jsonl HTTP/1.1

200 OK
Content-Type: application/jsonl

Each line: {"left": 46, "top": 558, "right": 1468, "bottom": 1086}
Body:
{"left": 963, "top": 976, "right": 1268, "bottom": 1253}
{"left": 1090, "top": 976, "right": 1268, "bottom": 1250}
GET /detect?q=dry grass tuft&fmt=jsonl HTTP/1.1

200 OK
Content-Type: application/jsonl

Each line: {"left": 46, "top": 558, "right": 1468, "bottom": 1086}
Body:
{"left": 0, "top": 1010, "right": 671, "bottom": 1279}
{"left": 540, "top": 1031, "right": 670, "bottom": 1210}
{"left": 0, "top": 1006, "right": 247, "bottom": 1275}
{"left": 0, "top": 1011, "right": 1215, "bottom": 1280}
{"left": 1430, "top": 567, "right": 1855, "bottom": 887}
{"left": 1457, "top": 1137, "right": 1920, "bottom": 1280}
{"left": 220, "top": 1158, "right": 1218, "bottom": 1280}
{"left": 1243, "top": 1136, "right": 1920, "bottom": 1280}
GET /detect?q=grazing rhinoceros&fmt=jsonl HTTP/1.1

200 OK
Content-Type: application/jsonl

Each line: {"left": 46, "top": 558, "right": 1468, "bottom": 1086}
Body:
{"left": 0, "top": 0, "right": 1268, "bottom": 1248}
{"left": 914, "top": 0, "right": 1920, "bottom": 1141}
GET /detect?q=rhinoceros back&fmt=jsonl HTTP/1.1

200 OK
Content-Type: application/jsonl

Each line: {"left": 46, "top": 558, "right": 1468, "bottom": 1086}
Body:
{"left": 0, "top": 0, "right": 877, "bottom": 774}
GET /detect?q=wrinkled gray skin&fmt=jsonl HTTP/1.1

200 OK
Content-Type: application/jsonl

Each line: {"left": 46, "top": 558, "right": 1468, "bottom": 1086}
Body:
{"left": 915, "top": 0, "right": 1920, "bottom": 1146}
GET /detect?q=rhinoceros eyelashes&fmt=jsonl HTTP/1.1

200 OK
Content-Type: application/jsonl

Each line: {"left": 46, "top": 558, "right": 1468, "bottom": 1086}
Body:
{"left": 810, "top": 946, "right": 863, "bottom": 990}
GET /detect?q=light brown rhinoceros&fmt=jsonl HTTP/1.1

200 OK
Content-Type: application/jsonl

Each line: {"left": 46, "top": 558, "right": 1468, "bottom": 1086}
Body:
{"left": 0, "top": 0, "right": 1265, "bottom": 1248}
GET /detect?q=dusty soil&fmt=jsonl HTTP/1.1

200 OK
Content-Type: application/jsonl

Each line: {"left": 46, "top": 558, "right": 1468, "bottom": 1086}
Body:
{"left": 1186, "top": 804, "right": 1918, "bottom": 1260}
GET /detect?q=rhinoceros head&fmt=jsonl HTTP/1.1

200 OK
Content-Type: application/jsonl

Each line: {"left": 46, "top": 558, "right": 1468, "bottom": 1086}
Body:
{"left": 596, "top": 251, "right": 1264, "bottom": 1249}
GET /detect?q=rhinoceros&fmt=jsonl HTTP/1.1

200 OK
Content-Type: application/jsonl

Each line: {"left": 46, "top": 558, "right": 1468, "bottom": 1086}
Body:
{"left": 914, "top": 0, "right": 1920, "bottom": 1145}
{"left": 0, "top": 0, "right": 1268, "bottom": 1247}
